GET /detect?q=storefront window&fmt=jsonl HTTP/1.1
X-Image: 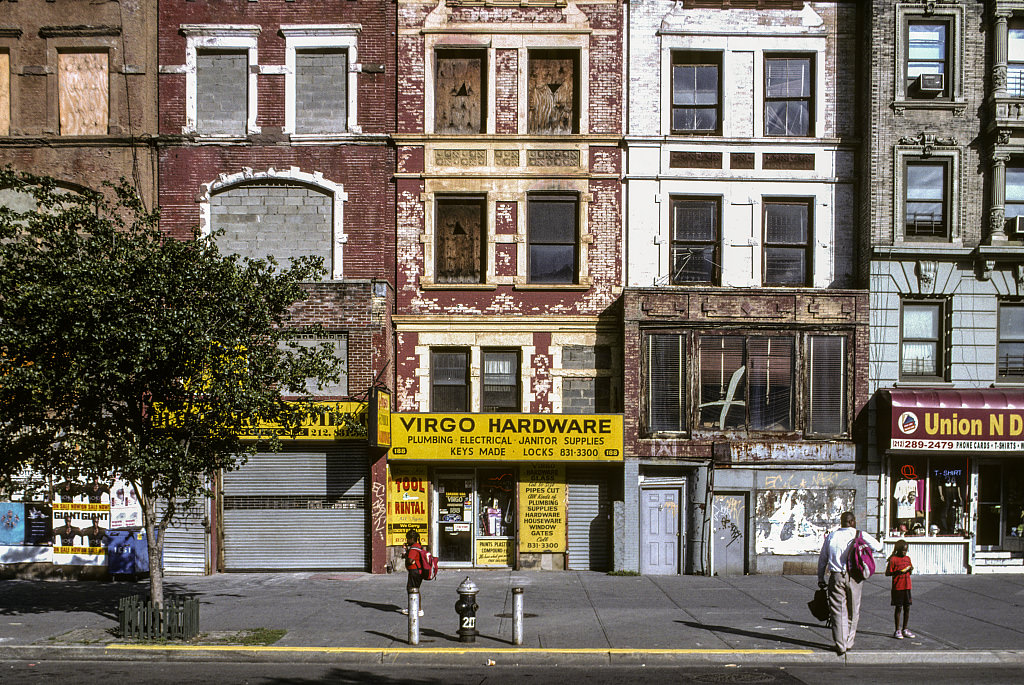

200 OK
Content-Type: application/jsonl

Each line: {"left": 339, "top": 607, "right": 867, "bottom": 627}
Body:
{"left": 889, "top": 456, "right": 967, "bottom": 537}
{"left": 477, "top": 469, "right": 515, "bottom": 538}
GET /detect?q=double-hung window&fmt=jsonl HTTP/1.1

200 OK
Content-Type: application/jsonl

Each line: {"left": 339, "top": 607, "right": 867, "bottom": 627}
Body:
{"left": 998, "top": 302, "right": 1024, "bottom": 381}
{"left": 670, "top": 197, "right": 719, "bottom": 285}
{"left": 1006, "top": 166, "right": 1024, "bottom": 234}
{"left": 528, "top": 194, "right": 578, "bottom": 284}
{"left": 432, "top": 349, "right": 470, "bottom": 412}
{"left": 901, "top": 300, "right": 945, "bottom": 380}
{"left": 905, "top": 160, "right": 949, "bottom": 239}
{"left": 671, "top": 51, "right": 720, "bottom": 135}
{"left": 482, "top": 351, "right": 520, "bottom": 412}
{"left": 764, "top": 55, "right": 813, "bottom": 137}
{"left": 906, "top": 21, "right": 949, "bottom": 98}
{"left": 763, "top": 199, "right": 811, "bottom": 286}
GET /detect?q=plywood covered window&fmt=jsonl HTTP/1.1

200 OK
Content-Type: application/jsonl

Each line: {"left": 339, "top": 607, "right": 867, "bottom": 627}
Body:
{"left": 435, "top": 50, "right": 486, "bottom": 134}
{"left": 1, "top": 52, "right": 9, "bottom": 136}
{"left": 527, "top": 50, "right": 578, "bottom": 135}
{"left": 436, "top": 196, "right": 485, "bottom": 284}
{"left": 58, "top": 51, "right": 108, "bottom": 135}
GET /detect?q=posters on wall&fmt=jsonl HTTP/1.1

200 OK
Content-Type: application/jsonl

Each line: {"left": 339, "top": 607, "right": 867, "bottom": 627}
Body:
{"left": 0, "top": 501, "right": 53, "bottom": 563}
{"left": 387, "top": 465, "right": 429, "bottom": 546}
{"left": 518, "top": 464, "right": 567, "bottom": 553}
{"left": 754, "top": 488, "right": 855, "bottom": 555}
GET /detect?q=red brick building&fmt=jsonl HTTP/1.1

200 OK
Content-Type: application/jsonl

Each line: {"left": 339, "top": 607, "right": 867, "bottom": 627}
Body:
{"left": 390, "top": 0, "right": 625, "bottom": 572}
{"left": 157, "top": 0, "right": 396, "bottom": 573}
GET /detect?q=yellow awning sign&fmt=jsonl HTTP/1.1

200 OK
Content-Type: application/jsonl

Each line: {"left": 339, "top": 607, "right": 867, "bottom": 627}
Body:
{"left": 154, "top": 401, "right": 368, "bottom": 441}
{"left": 390, "top": 414, "right": 623, "bottom": 461}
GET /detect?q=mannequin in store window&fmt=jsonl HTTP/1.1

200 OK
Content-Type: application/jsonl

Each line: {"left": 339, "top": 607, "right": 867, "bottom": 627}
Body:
{"left": 934, "top": 470, "right": 964, "bottom": 534}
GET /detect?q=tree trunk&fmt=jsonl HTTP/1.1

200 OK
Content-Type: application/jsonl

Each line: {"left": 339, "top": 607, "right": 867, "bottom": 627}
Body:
{"left": 140, "top": 490, "right": 165, "bottom": 608}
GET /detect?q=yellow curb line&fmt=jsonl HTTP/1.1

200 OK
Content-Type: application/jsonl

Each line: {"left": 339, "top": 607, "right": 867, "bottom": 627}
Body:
{"left": 105, "top": 645, "right": 814, "bottom": 655}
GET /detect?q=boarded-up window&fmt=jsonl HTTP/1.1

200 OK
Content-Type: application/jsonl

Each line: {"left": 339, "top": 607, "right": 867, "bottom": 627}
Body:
{"left": 528, "top": 50, "right": 578, "bottom": 135}
{"left": 436, "top": 196, "right": 485, "bottom": 284}
{"left": 1, "top": 52, "right": 9, "bottom": 136}
{"left": 435, "top": 50, "right": 485, "bottom": 134}
{"left": 808, "top": 336, "right": 846, "bottom": 435}
{"left": 647, "top": 334, "right": 686, "bottom": 433}
{"left": 295, "top": 50, "right": 348, "bottom": 134}
{"left": 197, "top": 50, "right": 247, "bottom": 135}
{"left": 58, "top": 51, "right": 108, "bottom": 135}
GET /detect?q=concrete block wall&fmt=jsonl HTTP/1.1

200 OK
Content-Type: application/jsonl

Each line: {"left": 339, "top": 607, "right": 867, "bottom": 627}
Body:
{"left": 196, "top": 52, "right": 248, "bottom": 135}
{"left": 294, "top": 51, "right": 348, "bottom": 134}
{"left": 210, "top": 183, "right": 333, "bottom": 271}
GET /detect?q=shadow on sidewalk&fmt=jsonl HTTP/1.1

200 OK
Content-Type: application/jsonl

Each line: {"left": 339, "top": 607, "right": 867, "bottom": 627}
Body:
{"left": 345, "top": 599, "right": 402, "bottom": 613}
{"left": 0, "top": 579, "right": 193, "bottom": 621}
{"left": 676, "top": 620, "right": 832, "bottom": 651}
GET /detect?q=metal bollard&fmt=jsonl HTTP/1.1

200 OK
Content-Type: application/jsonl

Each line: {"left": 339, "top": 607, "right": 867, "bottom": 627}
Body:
{"left": 408, "top": 587, "right": 420, "bottom": 645}
{"left": 512, "top": 586, "right": 524, "bottom": 646}
{"left": 455, "top": 576, "right": 479, "bottom": 643}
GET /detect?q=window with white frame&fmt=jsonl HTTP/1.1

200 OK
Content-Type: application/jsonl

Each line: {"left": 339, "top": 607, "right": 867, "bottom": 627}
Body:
{"left": 900, "top": 299, "right": 945, "bottom": 381}
{"left": 482, "top": 350, "right": 520, "bottom": 412}
{"left": 180, "top": 25, "right": 260, "bottom": 136}
{"left": 432, "top": 349, "right": 470, "bottom": 412}
{"left": 998, "top": 301, "right": 1024, "bottom": 381}
{"left": 281, "top": 26, "right": 360, "bottom": 136}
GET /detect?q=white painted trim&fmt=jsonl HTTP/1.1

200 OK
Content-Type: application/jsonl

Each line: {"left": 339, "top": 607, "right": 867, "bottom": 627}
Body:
{"left": 281, "top": 25, "right": 362, "bottom": 135}
{"left": 197, "top": 166, "right": 348, "bottom": 280}
{"left": 180, "top": 25, "right": 261, "bottom": 136}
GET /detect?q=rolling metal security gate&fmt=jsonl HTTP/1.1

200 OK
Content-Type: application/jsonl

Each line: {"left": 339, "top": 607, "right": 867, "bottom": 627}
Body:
{"left": 157, "top": 499, "right": 209, "bottom": 575}
{"left": 567, "top": 468, "right": 611, "bottom": 571}
{"left": 222, "top": 445, "right": 368, "bottom": 570}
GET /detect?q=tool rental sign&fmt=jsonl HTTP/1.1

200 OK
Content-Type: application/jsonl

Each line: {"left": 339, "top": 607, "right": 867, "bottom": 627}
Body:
{"left": 390, "top": 414, "right": 623, "bottom": 461}
{"left": 891, "top": 406, "right": 1024, "bottom": 451}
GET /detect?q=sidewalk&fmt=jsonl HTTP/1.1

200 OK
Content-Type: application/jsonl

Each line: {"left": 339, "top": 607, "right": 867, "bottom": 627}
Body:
{"left": 1, "top": 570, "right": 1023, "bottom": 665}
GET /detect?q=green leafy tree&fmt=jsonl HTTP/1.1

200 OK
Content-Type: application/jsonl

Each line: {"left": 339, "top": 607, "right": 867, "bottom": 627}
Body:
{"left": 0, "top": 169, "right": 343, "bottom": 606}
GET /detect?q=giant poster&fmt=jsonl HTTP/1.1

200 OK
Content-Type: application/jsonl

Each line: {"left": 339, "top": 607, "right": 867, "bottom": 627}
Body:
{"left": 518, "top": 464, "right": 567, "bottom": 553}
{"left": 387, "top": 465, "right": 429, "bottom": 546}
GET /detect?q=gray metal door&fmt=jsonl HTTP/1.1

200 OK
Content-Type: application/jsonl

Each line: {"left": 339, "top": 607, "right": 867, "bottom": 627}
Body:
{"left": 157, "top": 498, "right": 209, "bottom": 575}
{"left": 222, "top": 445, "right": 368, "bottom": 570}
{"left": 640, "top": 488, "right": 681, "bottom": 574}
{"left": 713, "top": 493, "right": 747, "bottom": 575}
{"left": 567, "top": 471, "right": 611, "bottom": 571}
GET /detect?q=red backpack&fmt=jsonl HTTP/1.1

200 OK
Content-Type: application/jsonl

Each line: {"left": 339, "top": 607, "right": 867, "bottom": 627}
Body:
{"left": 847, "top": 530, "right": 876, "bottom": 582}
{"left": 416, "top": 547, "right": 439, "bottom": 581}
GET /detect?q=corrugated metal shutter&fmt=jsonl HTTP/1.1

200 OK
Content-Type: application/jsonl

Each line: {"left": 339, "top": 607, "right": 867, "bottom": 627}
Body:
{"left": 567, "top": 468, "right": 611, "bottom": 571}
{"left": 157, "top": 498, "right": 209, "bottom": 575}
{"left": 222, "top": 445, "right": 368, "bottom": 570}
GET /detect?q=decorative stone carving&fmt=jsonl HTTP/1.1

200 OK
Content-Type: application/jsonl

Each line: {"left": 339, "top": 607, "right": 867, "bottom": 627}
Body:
{"left": 435, "top": 149, "right": 486, "bottom": 167}
{"left": 526, "top": 149, "right": 580, "bottom": 167}
{"left": 1015, "top": 263, "right": 1024, "bottom": 288}
{"left": 916, "top": 260, "right": 938, "bottom": 290}
{"left": 998, "top": 129, "right": 1012, "bottom": 145}
{"left": 990, "top": 206, "right": 1007, "bottom": 241}
{"left": 494, "top": 150, "right": 520, "bottom": 166}
{"left": 994, "top": 65, "right": 1008, "bottom": 91}
{"left": 980, "top": 260, "right": 995, "bottom": 281}
{"left": 898, "top": 131, "right": 958, "bottom": 157}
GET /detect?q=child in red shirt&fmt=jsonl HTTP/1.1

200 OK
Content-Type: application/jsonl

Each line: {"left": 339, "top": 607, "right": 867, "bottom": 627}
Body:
{"left": 885, "top": 539, "right": 914, "bottom": 639}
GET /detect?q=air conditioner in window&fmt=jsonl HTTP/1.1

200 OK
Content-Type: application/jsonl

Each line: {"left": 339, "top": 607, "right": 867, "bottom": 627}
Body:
{"left": 917, "top": 73, "right": 945, "bottom": 93}
{"left": 1008, "top": 215, "right": 1024, "bottom": 237}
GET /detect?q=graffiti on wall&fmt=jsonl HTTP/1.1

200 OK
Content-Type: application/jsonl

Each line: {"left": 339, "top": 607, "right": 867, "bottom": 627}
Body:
{"left": 755, "top": 488, "right": 854, "bottom": 555}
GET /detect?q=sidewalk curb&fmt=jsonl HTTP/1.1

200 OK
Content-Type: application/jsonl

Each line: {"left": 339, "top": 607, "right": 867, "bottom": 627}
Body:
{"left": 3, "top": 645, "right": 1024, "bottom": 666}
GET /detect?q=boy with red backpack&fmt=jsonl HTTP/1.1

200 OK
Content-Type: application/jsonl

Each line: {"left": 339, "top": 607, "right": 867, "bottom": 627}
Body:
{"left": 401, "top": 530, "right": 437, "bottom": 616}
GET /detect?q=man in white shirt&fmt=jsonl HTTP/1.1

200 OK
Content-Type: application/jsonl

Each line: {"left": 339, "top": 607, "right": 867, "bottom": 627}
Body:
{"left": 817, "top": 511, "right": 883, "bottom": 655}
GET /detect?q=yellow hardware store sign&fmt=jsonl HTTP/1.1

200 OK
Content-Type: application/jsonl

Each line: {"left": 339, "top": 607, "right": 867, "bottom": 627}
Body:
{"left": 234, "top": 402, "right": 368, "bottom": 440}
{"left": 390, "top": 414, "right": 623, "bottom": 461}
{"left": 519, "top": 464, "right": 566, "bottom": 553}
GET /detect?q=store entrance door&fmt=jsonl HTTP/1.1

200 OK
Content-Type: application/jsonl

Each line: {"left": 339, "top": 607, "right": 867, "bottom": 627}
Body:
{"left": 436, "top": 474, "right": 474, "bottom": 564}
{"left": 978, "top": 461, "right": 1024, "bottom": 551}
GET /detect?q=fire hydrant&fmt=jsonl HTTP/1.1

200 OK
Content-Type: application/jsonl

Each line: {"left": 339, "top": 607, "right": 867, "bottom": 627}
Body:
{"left": 455, "top": 576, "right": 479, "bottom": 643}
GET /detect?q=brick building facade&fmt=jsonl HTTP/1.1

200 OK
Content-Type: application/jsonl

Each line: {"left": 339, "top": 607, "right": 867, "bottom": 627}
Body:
{"left": 390, "top": 0, "right": 625, "bottom": 572}
{"left": 866, "top": 0, "right": 1024, "bottom": 574}
{"left": 157, "top": 0, "right": 397, "bottom": 573}
{"left": 622, "top": 1, "right": 869, "bottom": 575}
